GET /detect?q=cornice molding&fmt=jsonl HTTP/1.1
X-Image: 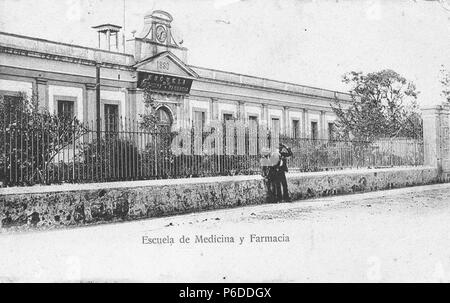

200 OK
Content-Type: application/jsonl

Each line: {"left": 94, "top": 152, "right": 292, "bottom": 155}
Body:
{"left": 35, "top": 77, "right": 48, "bottom": 85}
{"left": 0, "top": 45, "right": 134, "bottom": 72}
{"left": 85, "top": 83, "right": 97, "bottom": 90}
{"left": 194, "top": 77, "right": 352, "bottom": 104}
{"left": 0, "top": 45, "right": 353, "bottom": 105}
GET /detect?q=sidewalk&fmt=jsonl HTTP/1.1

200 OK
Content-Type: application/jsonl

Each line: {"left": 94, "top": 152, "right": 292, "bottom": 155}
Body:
{"left": 1, "top": 182, "right": 450, "bottom": 282}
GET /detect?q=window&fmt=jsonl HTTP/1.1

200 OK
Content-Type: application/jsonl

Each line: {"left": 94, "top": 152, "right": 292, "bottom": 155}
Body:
{"left": 57, "top": 100, "right": 75, "bottom": 119}
{"left": 3, "top": 95, "right": 21, "bottom": 109}
{"left": 248, "top": 116, "right": 258, "bottom": 155}
{"left": 292, "top": 120, "right": 300, "bottom": 139}
{"left": 56, "top": 100, "right": 76, "bottom": 144}
{"left": 271, "top": 118, "right": 280, "bottom": 137}
{"left": 223, "top": 113, "right": 235, "bottom": 139}
{"left": 156, "top": 107, "right": 172, "bottom": 132}
{"left": 328, "top": 123, "right": 335, "bottom": 140}
{"left": 157, "top": 107, "right": 172, "bottom": 126}
{"left": 104, "top": 104, "right": 119, "bottom": 133}
{"left": 193, "top": 110, "right": 206, "bottom": 154}
{"left": 223, "top": 113, "right": 234, "bottom": 122}
{"left": 194, "top": 110, "right": 206, "bottom": 131}
{"left": 248, "top": 116, "right": 258, "bottom": 131}
{"left": 311, "top": 121, "right": 318, "bottom": 140}
{"left": 270, "top": 118, "right": 281, "bottom": 149}
{"left": 2, "top": 95, "right": 22, "bottom": 122}
{"left": 222, "top": 113, "right": 235, "bottom": 154}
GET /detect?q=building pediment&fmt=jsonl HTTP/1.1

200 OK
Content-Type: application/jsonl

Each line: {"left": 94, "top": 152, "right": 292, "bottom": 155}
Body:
{"left": 134, "top": 51, "right": 198, "bottom": 94}
{"left": 134, "top": 51, "right": 198, "bottom": 79}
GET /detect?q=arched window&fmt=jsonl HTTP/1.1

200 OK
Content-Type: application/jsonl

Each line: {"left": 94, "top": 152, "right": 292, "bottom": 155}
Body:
{"left": 156, "top": 106, "right": 173, "bottom": 130}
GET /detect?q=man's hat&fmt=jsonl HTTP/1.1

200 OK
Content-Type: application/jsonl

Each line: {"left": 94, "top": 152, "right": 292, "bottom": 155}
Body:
{"left": 269, "top": 150, "right": 281, "bottom": 166}
{"left": 260, "top": 147, "right": 271, "bottom": 156}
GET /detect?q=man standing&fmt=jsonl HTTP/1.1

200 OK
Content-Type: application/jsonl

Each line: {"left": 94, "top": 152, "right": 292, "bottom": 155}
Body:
{"left": 260, "top": 148, "right": 275, "bottom": 203}
{"left": 278, "top": 143, "right": 293, "bottom": 202}
{"left": 268, "top": 148, "right": 283, "bottom": 202}
{"left": 261, "top": 148, "right": 283, "bottom": 203}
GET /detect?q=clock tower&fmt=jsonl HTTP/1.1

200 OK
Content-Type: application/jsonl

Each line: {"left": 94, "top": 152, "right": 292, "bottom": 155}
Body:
{"left": 128, "top": 10, "right": 188, "bottom": 63}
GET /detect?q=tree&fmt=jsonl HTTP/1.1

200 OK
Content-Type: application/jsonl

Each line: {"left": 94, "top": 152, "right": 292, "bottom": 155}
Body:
{"left": 440, "top": 65, "right": 450, "bottom": 103}
{"left": 139, "top": 78, "right": 168, "bottom": 132}
{"left": 331, "top": 69, "right": 422, "bottom": 142}
{"left": 137, "top": 79, "right": 177, "bottom": 178}
{"left": 0, "top": 93, "right": 87, "bottom": 185}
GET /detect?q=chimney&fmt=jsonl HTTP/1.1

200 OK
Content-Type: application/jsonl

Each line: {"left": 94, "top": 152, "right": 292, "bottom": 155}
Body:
{"left": 92, "top": 24, "right": 122, "bottom": 52}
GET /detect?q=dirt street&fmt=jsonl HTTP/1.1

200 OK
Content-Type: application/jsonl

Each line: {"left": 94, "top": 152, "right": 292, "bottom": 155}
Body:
{"left": 1, "top": 183, "right": 450, "bottom": 282}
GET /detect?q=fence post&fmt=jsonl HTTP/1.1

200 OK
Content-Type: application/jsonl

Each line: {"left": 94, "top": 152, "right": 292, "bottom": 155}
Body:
{"left": 154, "top": 130, "right": 158, "bottom": 177}
{"left": 422, "top": 105, "right": 450, "bottom": 181}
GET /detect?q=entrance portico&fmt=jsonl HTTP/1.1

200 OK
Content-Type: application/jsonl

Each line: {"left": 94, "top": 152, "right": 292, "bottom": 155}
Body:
{"left": 132, "top": 51, "right": 199, "bottom": 130}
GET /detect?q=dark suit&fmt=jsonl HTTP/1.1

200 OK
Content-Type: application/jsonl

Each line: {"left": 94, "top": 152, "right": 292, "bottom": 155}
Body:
{"left": 261, "top": 152, "right": 283, "bottom": 203}
{"left": 272, "top": 166, "right": 283, "bottom": 202}
{"left": 279, "top": 145, "right": 293, "bottom": 200}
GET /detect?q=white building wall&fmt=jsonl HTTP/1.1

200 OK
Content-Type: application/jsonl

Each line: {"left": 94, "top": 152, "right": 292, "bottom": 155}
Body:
{"left": 268, "top": 108, "right": 283, "bottom": 128}
{"left": 217, "top": 103, "right": 237, "bottom": 118}
{"left": 325, "top": 113, "right": 337, "bottom": 124}
{"left": 1, "top": 52, "right": 135, "bottom": 82}
{"left": 48, "top": 85, "right": 84, "bottom": 121}
{"left": 267, "top": 107, "right": 283, "bottom": 135}
{"left": 191, "top": 99, "right": 211, "bottom": 123}
{"left": 288, "top": 109, "right": 303, "bottom": 136}
{"left": 135, "top": 92, "right": 145, "bottom": 118}
{"left": 308, "top": 112, "right": 321, "bottom": 122}
{"left": 100, "top": 89, "right": 127, "bottom": 129}
{"left": 0, "top": 79, "right": 33, "bottom": 96}
{"left": 101, "top": 89, "right": 126, "bottom": 116}
{"left": 244, "top": 105, "right": 262, "bottom": 119}
{"left": 289, "top": 110, "right": 302, "bottom": 119}
{"left": 325, "top": 113, "right": 337, "bottom": 139}
{"left": 308, "top": 111, "right": 321, "bottom": 138}
{"left": 268, "top": 108, "right": 283, "bottom": 119}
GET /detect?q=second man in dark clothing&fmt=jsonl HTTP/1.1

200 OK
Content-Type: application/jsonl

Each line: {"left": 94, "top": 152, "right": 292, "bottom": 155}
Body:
{"left": 278, "top": 143, "right": 293, "bottom": 202}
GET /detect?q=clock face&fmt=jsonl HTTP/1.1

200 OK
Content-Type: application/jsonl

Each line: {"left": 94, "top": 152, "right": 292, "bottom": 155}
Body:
{"left": 156, "top": 25, "right": 167, "bottom": 43}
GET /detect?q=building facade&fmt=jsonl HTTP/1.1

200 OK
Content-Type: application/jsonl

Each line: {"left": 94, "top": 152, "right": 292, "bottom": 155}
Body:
{"left": 0, "top": 10, "right": 352, "bottom": 140}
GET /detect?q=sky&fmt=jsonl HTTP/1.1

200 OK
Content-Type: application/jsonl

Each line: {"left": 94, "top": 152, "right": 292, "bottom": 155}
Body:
{"left": 0, "top": 0, "right": 449, "bottom": 106}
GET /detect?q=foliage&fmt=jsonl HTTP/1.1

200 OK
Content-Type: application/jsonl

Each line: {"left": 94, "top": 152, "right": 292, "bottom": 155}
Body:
{"left": 285, "top": 138, "right": 423, "bottom": 171}
{"left": 139, "top": 78, "right": 172, "bottom": 132}
{"left": 78, "top": 136, "right": 141, "bottom": 181}
{"left": 441, "top": 65, "right": 450, "bottom": 103}
{"left": 139, "top": 80, "right": 159, "bottom": 131}
{"left": 0, "top": 93, "right": 87, "bottom": 185}
{"left": 331, "top": 69, "right": 422, "bottom": 142}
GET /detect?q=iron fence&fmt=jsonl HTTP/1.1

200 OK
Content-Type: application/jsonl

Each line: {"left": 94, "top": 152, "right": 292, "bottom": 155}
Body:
{"left": 284, "top": 137, "right": 423, "bottom": 172}
{"left": 0, "top": 115, "right": 424, "bottom": 187}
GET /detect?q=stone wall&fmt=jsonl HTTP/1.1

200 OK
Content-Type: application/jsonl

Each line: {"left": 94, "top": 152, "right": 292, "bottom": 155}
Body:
{"left": 0, "top": 166, "right": 439, "bottom": 232}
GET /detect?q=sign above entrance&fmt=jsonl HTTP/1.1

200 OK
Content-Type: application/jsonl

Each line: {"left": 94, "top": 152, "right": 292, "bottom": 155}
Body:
{"left": 134, "top": 51, "right": 198, "bottom": 94}
{"left": 138, "top": 72, "right": 193, "bottom": 94}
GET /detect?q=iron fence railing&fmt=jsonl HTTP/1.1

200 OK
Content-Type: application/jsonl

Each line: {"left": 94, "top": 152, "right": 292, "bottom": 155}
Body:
{"left": 284, "top": 137, "right": 424, "bottom": 172}
{"left": 0, "top": 115, "right": 424, "bottom": 187}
